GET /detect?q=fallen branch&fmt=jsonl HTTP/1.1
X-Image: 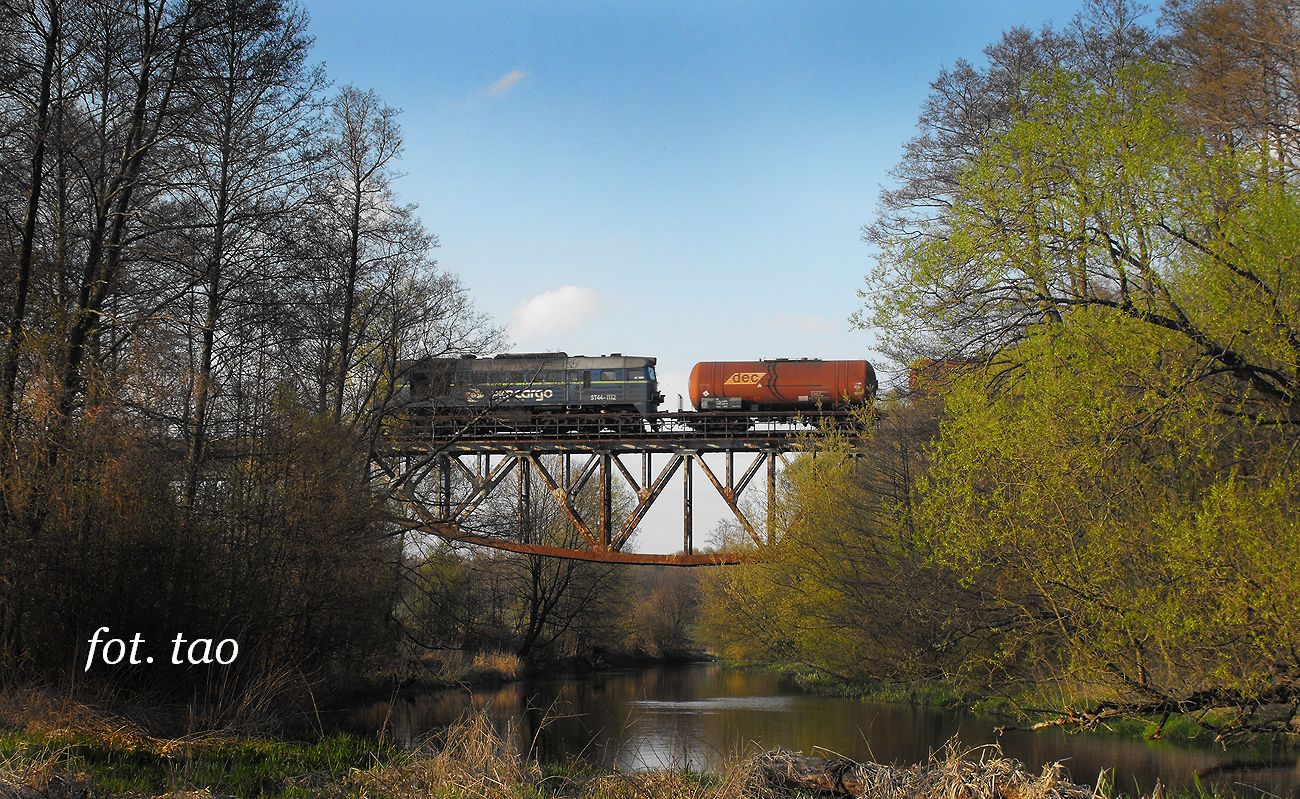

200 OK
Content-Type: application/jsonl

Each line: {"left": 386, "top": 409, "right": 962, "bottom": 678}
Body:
{"left": 994, "top": 683, "right": 1300, "bottom": 743}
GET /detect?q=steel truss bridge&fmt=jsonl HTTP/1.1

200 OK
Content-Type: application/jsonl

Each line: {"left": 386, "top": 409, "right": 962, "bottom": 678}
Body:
{"left": 376, "top": 411, "right": 862, "bottom": 566}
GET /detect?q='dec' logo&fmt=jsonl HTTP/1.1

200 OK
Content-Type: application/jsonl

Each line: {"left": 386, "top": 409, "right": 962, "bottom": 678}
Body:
{"left": 724, "top": 372, "right": 765, "bottom": 386}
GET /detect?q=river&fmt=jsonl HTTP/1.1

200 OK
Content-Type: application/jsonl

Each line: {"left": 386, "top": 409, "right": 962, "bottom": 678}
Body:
{"left": 345, "top": 663, "right": 1297, "bottom": 796}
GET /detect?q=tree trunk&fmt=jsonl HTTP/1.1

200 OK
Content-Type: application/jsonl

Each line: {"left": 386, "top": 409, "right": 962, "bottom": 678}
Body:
{"left": 333, "top": 180, "right": 362, "bottom": 423}
{"left": 2, "top": 4, "right": 61, "bottom": 426}
{"left": 184, "top": 99, "right": 234, "bottom": 521}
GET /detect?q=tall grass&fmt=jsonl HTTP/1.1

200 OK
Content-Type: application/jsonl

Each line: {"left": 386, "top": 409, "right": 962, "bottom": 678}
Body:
{"left": 425, "top": 650, "right": 523, "bottom": 686}
{"left": 0, "top": 691, "right": 1265, "bottom": 799}
{"left": 347, "top": 711, "right": 538, "bottom": 799}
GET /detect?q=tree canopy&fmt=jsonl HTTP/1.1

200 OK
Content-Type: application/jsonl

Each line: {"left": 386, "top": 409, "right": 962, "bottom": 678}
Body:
{"left": 706, "top": 0, "right": 1300, "bottom": 741}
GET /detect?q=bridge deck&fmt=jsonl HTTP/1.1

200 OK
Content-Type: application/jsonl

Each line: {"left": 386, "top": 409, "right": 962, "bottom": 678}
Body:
{"left": 384, "top": 410, "right": 859, "bottom": 454}
{"left": 378, "top": 410, "right": 869, "bottom": 565}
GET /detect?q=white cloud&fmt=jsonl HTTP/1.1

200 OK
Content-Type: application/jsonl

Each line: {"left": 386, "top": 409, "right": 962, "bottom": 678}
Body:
{"left": 486, "top": 69, "right": 527, "bottom": 96}
{"left": 509, "top": 285, "right": 601, "bottom": 342}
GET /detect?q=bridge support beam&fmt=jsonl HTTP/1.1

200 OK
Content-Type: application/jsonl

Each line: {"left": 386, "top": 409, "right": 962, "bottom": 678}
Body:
{"left": 381, "top": 448, "right": 790, "bottom": 565}
{"left": 375, "top": 416, "right": 866, "bottom": 564}
{"left": 683, "top": 455, "right": 693, "bottom": 555}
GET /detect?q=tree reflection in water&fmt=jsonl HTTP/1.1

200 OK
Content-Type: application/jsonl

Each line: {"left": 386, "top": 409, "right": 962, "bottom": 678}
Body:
{"left": 344, "top": 663, "right": 1298, "bottom": 796}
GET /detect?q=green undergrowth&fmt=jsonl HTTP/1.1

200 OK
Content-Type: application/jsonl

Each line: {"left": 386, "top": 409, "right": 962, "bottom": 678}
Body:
{"left": 783, "top": 670, "right": 1291, "bottom": 750}
{"left": 1080, "top": 711, "right": 1276, "bottom": 748}
{"left": 0, "top": 727, "right": 391, "bottom": 798}
{"left": 0, "top": 725, "right": 786, "bottom": 799}
{"left": 0, "top": 723, "right": 1279, "bottom": 799}
{"left": 0, "top": 684, "right": 1285, "bottom": 799}
{"left": 788, "top": 670, "right": 978, "bottom": 710}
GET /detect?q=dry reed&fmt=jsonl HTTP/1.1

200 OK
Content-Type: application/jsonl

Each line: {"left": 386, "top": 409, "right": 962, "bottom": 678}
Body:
{"left": 0, "top": 697, "right": 1141, "bottom": 799}
{"left": 346, "top": 710, "right": 537, "bottom": 799}
{"left": 753, "top": 740, "right": 1095, "bottom": 799}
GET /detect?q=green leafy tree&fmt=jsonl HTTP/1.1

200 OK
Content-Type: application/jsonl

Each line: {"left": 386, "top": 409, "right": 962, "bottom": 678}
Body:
{"left": 866, "top": 53, "right": 1300, "bottom": 736}
{"left": 699, "top": 404, "right": 970, "bottom": 684}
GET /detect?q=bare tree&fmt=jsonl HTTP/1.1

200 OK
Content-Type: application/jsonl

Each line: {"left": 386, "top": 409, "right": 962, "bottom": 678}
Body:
{"left": 172, "top": 0, "right": 322, "bottom": 518}
{"left": 49, "top": 0, "right": 211, "bottom": 448}
{"left": 0, "top": 0, "right": 66, "bottom": 426}
{"left": 312, "top": 86, "right": 405, "bottom": 422}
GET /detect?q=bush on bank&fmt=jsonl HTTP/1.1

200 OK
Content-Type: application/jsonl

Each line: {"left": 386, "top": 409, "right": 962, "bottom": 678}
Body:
{"left": 700, "top": 1, "right": 1300, "bottom": 744}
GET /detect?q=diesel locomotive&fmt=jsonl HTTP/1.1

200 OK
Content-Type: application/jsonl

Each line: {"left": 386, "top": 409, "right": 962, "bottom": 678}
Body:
{"left": 400, "top": 353, "right": 876, "bottom": 427}
{"left": 401, "top": 352, "right": 664, "bottom": 417}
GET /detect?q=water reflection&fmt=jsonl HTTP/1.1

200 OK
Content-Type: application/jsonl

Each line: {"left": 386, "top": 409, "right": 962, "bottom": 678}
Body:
{"left": 344, "top": 664, "right": 1296, "bottom": 796}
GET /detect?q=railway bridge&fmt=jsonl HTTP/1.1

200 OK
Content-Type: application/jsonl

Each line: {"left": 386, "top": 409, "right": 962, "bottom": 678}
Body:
{"left": 375, "top": 411, "right": 865, "bottom": 566}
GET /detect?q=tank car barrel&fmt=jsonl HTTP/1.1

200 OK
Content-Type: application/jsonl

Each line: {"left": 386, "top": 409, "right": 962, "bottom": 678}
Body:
{"left": 688, "top": 359, "right": 877, "bottom": 413}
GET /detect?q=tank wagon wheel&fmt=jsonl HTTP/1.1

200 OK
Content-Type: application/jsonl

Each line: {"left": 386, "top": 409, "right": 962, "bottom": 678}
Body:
{"left": 681, "top": 416, "right": 707, "bottom": 432}
{"left": 718, "top": 419, "right": 743, "bottom": 435}
{"left": 707, "top": 415, "right": 749, "bottom": 435}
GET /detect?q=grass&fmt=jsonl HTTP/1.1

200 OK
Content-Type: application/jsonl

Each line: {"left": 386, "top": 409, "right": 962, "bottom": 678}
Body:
{"left": 783, "top": 671, "right": 1289, "bottom": 750}
{"left": 0, "top": 686, "right": 389, "bottom": 797}
{"left": 1021, "top": 706, "right": 1272, "bottom": 748}
{"left": 787, "top": 670, "right": 976, "bottom": 710}
{"left": 414, "top": 649, "right": 524, "bottom": 687}
{"left": 4, "top": 718, "right": 1266, "bottom": 799}
{"left": 0, "top": 687, "right": 1282, "bottom": 798}
{"left": 0, "top": 709, "right": 779, "bottom": 799}
{"left": 0, "top": 726, "right": 388, "bottom": 797}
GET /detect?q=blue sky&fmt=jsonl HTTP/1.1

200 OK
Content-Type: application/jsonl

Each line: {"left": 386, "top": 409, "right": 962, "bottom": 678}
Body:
{"left": 302, "top": 0, "right": 1113, "bottom": 551}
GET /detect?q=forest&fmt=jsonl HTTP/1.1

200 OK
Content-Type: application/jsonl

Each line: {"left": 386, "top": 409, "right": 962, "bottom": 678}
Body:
{"left": 0, "top": 0, "right": 702, "bottom": 707}
{"left": 2, "top": 0, "right": 1299, "bottom": 754}
{"left": 702, "top": 0, "right": 1300, "bottom": 742}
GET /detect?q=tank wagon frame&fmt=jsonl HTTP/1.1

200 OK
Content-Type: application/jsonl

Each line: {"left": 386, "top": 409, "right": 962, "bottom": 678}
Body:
{"left": 689, "top": 358, "right": 877, "bottom": 415}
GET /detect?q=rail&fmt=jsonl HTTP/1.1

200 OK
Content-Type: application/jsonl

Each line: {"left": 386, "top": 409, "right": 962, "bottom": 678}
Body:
{"left": 383, "top": 410, "right": 862, "bottom": 454}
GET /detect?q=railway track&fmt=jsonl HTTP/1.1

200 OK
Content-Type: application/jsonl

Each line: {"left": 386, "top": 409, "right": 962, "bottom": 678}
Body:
{"left": 384, "top": 409, "right": 865, "bottom": 454}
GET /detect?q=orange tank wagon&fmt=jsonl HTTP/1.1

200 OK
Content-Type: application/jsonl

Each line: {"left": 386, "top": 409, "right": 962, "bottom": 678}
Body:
{"left": 688, "top": 359, "right": 877, "bottom": 412}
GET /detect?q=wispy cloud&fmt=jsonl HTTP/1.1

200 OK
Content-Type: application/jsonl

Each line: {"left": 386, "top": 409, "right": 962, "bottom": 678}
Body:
{"left": 510, "top": 285, "right": 601, "bottom": 342}
{"left": 486, "top": 69, "right": 528, "bottom": 97}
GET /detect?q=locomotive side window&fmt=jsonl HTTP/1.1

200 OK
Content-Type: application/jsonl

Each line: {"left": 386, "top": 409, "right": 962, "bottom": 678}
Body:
{"left": 647, "top": 367, "right": 656, "bottom": 381}
{"left": 599, "top": 369, "right": 623, "bottom": 381}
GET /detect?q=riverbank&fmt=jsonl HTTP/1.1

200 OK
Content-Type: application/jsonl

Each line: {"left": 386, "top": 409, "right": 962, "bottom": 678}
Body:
{"left": 6, "top": 666, "right": 1292, "bottom": 798}
{"left": 0, "top": 708, "right": 1169, "bottom": 799}
{"left": 782, "top": 670, "right": 1283, "bottom": 748}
